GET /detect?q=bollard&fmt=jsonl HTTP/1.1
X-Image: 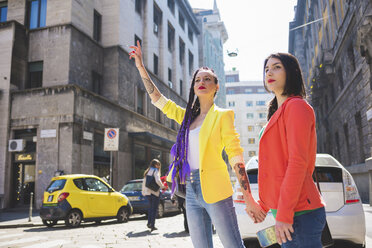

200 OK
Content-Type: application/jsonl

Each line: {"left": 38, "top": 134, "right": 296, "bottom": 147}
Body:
{"left": 28, "top": 192, "right": 33, "bottom": 222}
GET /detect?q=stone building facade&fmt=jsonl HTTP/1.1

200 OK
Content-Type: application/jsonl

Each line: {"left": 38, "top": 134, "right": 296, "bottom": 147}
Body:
{"left": 289, "top": 0, "right": 372, "bottom": 203}
{"left": 0, "top": 0, "right": 200, "bottom": 209}
{"left": 193, "top": 0, "right": 228, "bottom": 108}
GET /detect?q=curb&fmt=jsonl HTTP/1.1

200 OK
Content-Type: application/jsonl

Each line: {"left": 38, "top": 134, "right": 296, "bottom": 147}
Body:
{"left": 0, "top": 222, "right": 44, "bottom": 229}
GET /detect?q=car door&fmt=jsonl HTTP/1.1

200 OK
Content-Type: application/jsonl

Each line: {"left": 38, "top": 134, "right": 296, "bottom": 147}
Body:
{"left": 84, "top": 178, "right": 117, "bottom": 217}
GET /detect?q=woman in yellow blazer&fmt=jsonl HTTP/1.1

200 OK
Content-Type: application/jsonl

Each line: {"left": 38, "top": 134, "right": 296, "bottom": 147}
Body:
{"left": 129, "top": 42, "right": 266, "bottom": 248}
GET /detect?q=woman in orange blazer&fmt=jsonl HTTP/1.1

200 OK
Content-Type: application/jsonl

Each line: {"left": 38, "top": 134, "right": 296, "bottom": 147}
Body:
{"left": 129, "top": 42, "right": 266, "bottom": 248}
{"left": 259, "top": 53, "right": 326, "bottom": 247}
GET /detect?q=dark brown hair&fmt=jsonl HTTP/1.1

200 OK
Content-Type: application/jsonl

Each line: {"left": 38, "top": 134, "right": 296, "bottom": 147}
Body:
{"left": 263, "top": 53, "right": 306, "bottom": 120}
{"left": 143, "top": 159, "right": 161, "bottom": 177}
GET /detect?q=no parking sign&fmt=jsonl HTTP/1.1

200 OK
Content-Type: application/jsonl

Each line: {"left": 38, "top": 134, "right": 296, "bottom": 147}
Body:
{"left": 104, "top": 128, "right": 119, "bottom": 151}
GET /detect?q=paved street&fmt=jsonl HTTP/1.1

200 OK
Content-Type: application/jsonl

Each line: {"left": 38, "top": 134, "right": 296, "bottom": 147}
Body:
{"left": 0, "top": 213, "right": 224, "bottom": 248}
{"left": 1, "top": 205, "right": 372, "bottom": 247}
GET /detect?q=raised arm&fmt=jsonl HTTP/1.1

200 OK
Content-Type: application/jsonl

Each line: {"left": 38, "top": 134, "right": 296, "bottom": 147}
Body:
{"left": 129, "top": 41, "right": 162, "bottom": 103}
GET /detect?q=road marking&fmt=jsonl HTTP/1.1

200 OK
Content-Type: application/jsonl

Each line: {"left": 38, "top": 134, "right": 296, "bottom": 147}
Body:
{"left": 0, "top": 233, "right": 23, "bottom": 239}
{"left": 23, "top": 240, "right": 71, "bottom": 248}
{"left": 0, "top": 236, "right": 47, "bottom": 246}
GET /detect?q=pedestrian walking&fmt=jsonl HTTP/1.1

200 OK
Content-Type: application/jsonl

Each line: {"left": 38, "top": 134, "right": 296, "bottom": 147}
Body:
{"left": 142, "top": 159, "right": 165, "bottom": 232}
{"left": 257, "top": 53, "right": 326, "bottom": 247}
{"left": 130, "top": 41, "right": 266, "bottom": 248}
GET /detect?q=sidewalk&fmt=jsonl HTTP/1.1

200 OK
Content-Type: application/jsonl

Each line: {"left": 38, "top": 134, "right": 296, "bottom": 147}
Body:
{"left": 0, "top": 209, "right": 43, "bottom": 228}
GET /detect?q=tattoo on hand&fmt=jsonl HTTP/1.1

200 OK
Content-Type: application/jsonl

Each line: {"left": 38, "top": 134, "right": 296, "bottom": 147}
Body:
{"left": 235, "top": 163, "right": 251, "bottom": 193}
{"left": 240, "top": 179, "right": 249, "bottom": 191}
{"left": 142, "top": 77, "right": 155, "bottom": 94}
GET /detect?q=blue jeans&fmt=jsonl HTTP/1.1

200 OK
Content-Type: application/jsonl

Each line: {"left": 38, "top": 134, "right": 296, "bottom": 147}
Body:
{"left": 146, "top": 194, "right": 159, "bottom": 228}
{"left": 186, "top": 170, "right": 244, "bottom": 248}
{"left": 281, "top": 207, "right": 326, "bottom": 248}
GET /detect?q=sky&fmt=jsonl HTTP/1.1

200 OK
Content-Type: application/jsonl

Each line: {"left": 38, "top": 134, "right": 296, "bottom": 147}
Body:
{"left": 188, "top": 0, "right": 298, "bottom": 81}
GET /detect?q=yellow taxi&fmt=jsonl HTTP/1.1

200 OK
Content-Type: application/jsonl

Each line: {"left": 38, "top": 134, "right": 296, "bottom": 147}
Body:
{"left": 40, "top": 174, "right": 132, "bottom": 228}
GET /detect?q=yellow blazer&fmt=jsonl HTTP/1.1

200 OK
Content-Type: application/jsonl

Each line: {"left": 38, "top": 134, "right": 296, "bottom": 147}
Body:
{"left": 154, "top": 95, "right": 244, "bottom": 204}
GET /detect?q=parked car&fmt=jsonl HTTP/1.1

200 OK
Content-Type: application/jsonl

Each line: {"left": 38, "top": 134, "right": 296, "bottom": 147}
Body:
{"left": 40, "top": 174, "right": 132, "bottom": 228}
{"left": 233, "top": 154, "right": 366, "bottom": 248}
{"left": 120, "top": 179, "right": 180, "bottom": 218}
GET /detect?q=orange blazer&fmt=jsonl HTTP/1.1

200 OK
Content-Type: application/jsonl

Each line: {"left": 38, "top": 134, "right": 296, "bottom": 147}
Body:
{"left": 258, "top": 96, "right": 325, "bottom": 224}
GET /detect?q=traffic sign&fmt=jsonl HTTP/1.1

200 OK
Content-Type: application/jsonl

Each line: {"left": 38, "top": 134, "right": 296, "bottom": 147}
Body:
{"left": 104, "top": 128, "right": 119, "bottom": 151}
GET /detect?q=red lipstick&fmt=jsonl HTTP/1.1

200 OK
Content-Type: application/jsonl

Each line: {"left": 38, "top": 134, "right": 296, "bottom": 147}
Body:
{"left": 268, "top": 79, "right": 275, "bottom": 83}
{"left": 199, "top": 86, "right": 206, "bottom": 89}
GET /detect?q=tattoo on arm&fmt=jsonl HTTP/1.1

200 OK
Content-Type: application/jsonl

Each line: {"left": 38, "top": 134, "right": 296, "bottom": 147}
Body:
{"left": 235, "top": 163, "right": 251, "bottom": 194}
{"left": 141, "top": 77, "right": 155, "bottom": 94}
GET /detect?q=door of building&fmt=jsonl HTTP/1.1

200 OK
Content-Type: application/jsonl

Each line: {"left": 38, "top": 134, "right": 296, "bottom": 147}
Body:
{"left": 13, "top": 154, "right": 36, "bottom": 207}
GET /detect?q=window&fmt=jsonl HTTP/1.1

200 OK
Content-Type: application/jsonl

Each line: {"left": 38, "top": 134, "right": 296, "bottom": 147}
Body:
{"left": 134, "top": 35, "right": 142, "bottom": 46}
{"left": 257, "top": 88, "right": 265, "bottom": 93}
{"left": 259, "top": 113, "right": 266, "bottom": 119}
{"left": 188, "top": 26, "right": 193, "bottom": 43}
{"left": 28, "top": 0, "right": 47, "bottom": 29}
{"left": 0, "top": 2, "right": 7, "bottom": 23}
{"left": 179, "top": 38, "right": 185, "bottom": 64}
{"left": 348, "top": 43, "right": 356, "bottom": 72}
{"left": 93, "top": 10, "right": 102, "bottom": 42}
{"left": 92, "top": 71, "right": 102, "bottom": 95}
{"left": 256, "top": 101, "right": 266, "bottom": 106}
{"left": 179, "top": 80, "right": 183, "bottom": 96}
{"left": 27, "top": 61, "right": 43, "bottom": 89}
{"left": 343, "top": 123, "right": 350, "bottom": 164}
{"left": 168, "top": 68, "right": 173, "bottom": 88}
{"left": 246, "top": 101, "right": 253, "bottom": 107}
{"left": 153, "top": 4, "right": 162, "bottom": 36}
{"left": 337, "top": 65, "right": 344, "bottom": 89}
{"left": 94, "top": 132, "right": 110, "bottom": 179}
{"left": 85, "top": 178, "right": 109, "bottom": 192}
{"left": 226, "top": 74, "right": 239, "bottom": 82}
{"left": 203, "top": 17, "right": 207, "bottom": 22}
{"left": 245, "top": 88, "right": 253, "bottom": 94}
{"left": 135, "top": 0, "right": 142, "bottom": 15}
{"left": 248, "top": 126, "right": 254, "bottom": 132}
{"left": 168, "top": 23, "right": 175, "bottom": 51}
{"left": 179, "top": 12, "right": 185, "bottom": 30}
{"left": 167, "top": 0, "right": 175, "bottom": 14}
{"left": 248, "top": 138, "right": 255, "bottom": 144}
{"left": 155, "top": 108, "right": 161, "bottom": 123}
{"left": 354, "top": 112, "right": 365, "bottom": 163}
{"left": 153, "top": 54, "right": 158, "bottom": 75}
{"left": 227, "top": 89, "right": 235, "bottom": 94}
{"left": 248, "top": 151, "right": 256, "bottom": 157}
{"left": 137, "top": 88, "right": 144, "bottom": 114}
{"left": 188, "top": 50, "right": 194, "bottom": 75}
{"left": 228, "top": 101, "right": 235, "bottom": 107}
{"left": 331, "top": 3, "right": 338, "bottom": 30}
{"left": 246, "top": 113, "right": 254, "bottom": 119}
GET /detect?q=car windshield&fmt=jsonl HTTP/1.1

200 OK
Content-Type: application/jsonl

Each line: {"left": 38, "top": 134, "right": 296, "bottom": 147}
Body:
{"left": 46, "top": 179, "right": 66, "bottom": 193}
{"left": 121, "top": 182, "right": 142, "bottom": 192}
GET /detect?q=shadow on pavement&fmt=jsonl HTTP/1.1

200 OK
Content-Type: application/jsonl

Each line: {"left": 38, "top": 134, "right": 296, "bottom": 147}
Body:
{"left": 163, "top": 231, "right": 189, "bottom": 238}
{"left": 126, "top": 230, "right": 157, "bottom": 237}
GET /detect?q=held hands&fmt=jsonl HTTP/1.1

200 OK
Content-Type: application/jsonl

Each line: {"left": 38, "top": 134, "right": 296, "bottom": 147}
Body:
{"left": 275, "top": 220, "right": 294, "bottom": 245}
{"left": 129, "top": 40, "right": 144, "bottom": 69}
{"left": 245, "top": 200, "right": 267, "bottom": 223}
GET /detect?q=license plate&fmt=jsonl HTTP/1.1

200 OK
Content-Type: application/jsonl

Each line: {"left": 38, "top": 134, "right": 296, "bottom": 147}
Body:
{"left": 47, "top": 195, "right": 53, "bottom": 202}
{"left": 128, "top": 196, "right": 140, "bottom": 201}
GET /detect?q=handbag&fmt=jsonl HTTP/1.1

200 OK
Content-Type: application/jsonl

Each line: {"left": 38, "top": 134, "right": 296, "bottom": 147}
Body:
{"left": 314, "top": 169, "right": 334, "bottom": 248}
{"left": 145, "top": 169, "right": 160, "bottom": 191}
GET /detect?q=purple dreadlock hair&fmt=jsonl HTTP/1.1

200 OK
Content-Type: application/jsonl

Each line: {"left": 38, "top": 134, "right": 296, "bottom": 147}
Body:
{"left": 169, "top": 67, "right": 219, "bottom": 194}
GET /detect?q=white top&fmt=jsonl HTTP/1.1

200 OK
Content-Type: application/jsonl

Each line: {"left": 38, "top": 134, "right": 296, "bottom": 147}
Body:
{"left": 187, "top": 126, "right": 201, "bottom": 171}
{"left": 142, "top": 167, "right": 163, "bottom": 197}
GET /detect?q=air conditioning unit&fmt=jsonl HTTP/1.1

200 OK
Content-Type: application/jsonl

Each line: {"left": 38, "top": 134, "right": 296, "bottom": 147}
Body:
{"left": 8, "top": 139, "right": 25, "bottom": 152}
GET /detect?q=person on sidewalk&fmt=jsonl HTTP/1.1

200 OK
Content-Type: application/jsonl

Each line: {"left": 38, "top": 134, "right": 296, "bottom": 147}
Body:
{"left": 142, "top": 159, "right": 165, "bottom": 232}
{"left": 130, "top": 41, "right": 266, "bottom": 248}
{"left": 258, "top": 53, "right": 326, "bottom": 247}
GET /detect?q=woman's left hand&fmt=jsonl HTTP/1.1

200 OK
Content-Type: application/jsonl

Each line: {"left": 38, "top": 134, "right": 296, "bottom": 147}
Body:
{"left": 245, "top": 200, "right": 267, "bottom": 223}
{"left": 275, "top": 220, "right": 294, "bottom": 245}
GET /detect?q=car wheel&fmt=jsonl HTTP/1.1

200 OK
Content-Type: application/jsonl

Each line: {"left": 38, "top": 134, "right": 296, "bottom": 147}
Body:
{"left": 157, "top": 203, "right": 164, "bottom": 218}
{"left": 65, "top": 210, "right": 82, "bottom": 228}
{"left": 117, "top": 207, "right": 129, "bottom": 223}
{"left": 42, "top": 220, "right": 58, "bottom": 227}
